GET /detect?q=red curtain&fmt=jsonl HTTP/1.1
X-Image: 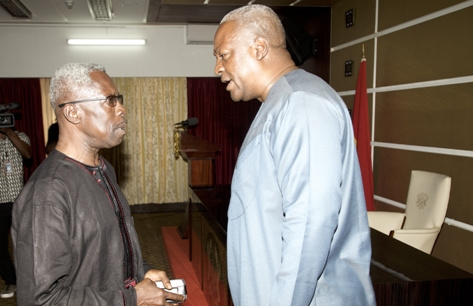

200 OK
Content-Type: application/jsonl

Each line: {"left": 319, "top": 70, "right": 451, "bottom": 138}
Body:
{"left": 186, "top": 78, "right": 260, "bottom": 185}
{"left": 0, "top": 79, "right": 45, "bottom": 182}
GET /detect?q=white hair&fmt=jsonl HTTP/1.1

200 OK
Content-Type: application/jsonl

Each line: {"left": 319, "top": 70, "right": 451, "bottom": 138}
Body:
{"left": 49, "top": 62, "right": 106, "bottom": 109}
{"left": 221, "top": 4, "right": 286, "bottom": 49}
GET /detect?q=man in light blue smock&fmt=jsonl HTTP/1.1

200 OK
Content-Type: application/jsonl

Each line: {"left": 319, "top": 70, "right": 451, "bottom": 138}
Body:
{"left": 213, "top": 5, "right": 376, "bottom": 306}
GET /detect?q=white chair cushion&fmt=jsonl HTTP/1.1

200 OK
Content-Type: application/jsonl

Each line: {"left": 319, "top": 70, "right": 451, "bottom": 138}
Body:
{"left": 391, "top": 227, "right": 440, "bottom": 254}
{"left": 367, "top": 211, "right": 405, "bottom": 236}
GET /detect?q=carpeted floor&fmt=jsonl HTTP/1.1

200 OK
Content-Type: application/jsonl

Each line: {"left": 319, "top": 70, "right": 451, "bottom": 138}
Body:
{"left": 0, "top": 212, "right": 183, "bottom": 306}
{"left": 161, "top": 227, "right": 208, "bottom": 306}
{"left": 133, "top": 212, "right": 183, "bottom": 278}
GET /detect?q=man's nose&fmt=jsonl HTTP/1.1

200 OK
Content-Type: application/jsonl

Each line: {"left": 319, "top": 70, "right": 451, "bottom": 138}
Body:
{"left": 214, "top": 62, "right": 224, "bottom": 76}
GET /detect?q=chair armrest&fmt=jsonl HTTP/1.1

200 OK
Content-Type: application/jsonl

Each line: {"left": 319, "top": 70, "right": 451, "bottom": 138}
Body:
{"left": 391, "top": 227, "right": 441, "bottom": 254}
{"left": 367, "top": 211, "right": 405, "bottom": 235}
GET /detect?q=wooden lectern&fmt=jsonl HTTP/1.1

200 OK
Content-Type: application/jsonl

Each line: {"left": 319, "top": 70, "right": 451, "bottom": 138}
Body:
{"left": 174, "top": 130, "right": 221, "bottom": 188}
{"left": 174, "top": 131, "right": 232, "bottom": 305}
{"left": 174, "top": 129, "right": 221, "bottom": 239}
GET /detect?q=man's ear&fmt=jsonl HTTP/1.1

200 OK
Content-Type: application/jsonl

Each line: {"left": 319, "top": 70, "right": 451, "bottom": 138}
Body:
{"left": 62, "top": 105, "right": 80, "bottom": 124}
{"left": 253, "top": 36, "right": 269, "bottom": 61}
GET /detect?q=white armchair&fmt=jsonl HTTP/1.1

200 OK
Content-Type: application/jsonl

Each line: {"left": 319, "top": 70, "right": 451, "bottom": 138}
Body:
{"left": 368, "top": 170, "right": 451, "bottom": 254}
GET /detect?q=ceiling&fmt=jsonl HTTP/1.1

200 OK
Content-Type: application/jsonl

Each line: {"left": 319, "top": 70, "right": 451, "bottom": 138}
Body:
{"left": 0, "top": 0, "right": 335, "bottom": 25}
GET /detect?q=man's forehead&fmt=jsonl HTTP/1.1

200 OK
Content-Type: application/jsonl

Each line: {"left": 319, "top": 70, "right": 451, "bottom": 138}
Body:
{"left": 215, "top": 21, "right": 237, "bottom": 38}
{"left": 214, "top": 25, "right": 241, "bottom": 49}
{"left": 213, "top": 32, "right": 225, "bottom": 55}
{"left": 89, "top": 71, "right": 116, "bottom": 90}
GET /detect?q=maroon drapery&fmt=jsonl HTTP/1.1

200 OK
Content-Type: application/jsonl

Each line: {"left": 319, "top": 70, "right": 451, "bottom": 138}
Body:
{"left": 0, "top": 79, "right": 45, "bottom": 182}
{"left": 186, "top": 78, "right": 260, "bottom": 185}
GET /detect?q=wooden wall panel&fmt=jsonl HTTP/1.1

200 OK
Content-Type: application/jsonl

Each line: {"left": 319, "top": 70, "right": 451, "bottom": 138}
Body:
{"left": 375, "top": 83, "right": 473, "bottom": 150}
{"left": 377, "top": 6, "right": 473, "bottom": 87}
{"left": 330, "top": 40, "right": 375, "bottom": 91}
{"left": 332, "top": 0, "right": 473, "bottom": 274}
{"left": 378, "top": 0, "right": 465, "bottom": 31}
{"left": 331, "top": 0, "right": 376, "bottom": 46}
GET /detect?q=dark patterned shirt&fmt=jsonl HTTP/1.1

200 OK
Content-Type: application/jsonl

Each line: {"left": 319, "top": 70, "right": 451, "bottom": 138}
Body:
{"left": 0, "top": 131, "right": 30, "bottom": 203}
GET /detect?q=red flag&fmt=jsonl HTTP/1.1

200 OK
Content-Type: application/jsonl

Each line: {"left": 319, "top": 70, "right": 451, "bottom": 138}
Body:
{"left": 352, "top": 57, "right": 375, "bottom": 211}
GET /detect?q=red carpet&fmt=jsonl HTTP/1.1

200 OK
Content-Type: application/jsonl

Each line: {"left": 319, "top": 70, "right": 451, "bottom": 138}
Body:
{"left": 162, "top": 226, "right": 209, "bottom": 306}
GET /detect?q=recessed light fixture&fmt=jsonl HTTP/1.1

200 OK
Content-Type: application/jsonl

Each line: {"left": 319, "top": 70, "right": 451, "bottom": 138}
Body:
{"left": 67, "top": 39, "right": 147, "bottom": 46}
{"left": 87, "top": 0, "right": 113, "bottom": 21}
{"left": 0, "top": 0, "right": 32, "bottom": 18}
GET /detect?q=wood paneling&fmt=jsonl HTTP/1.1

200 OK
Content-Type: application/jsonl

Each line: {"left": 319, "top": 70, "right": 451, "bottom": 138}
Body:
{"left": 330, "top": 40, "right": 375, "bottom": 91}
{"left": 331, "top": 0, "right": 376, "bottom": 46}
{"left": 378, "top": 0, "right": 465, "bottom": 31}
{"left": 375, "top": 83, "right": 473, "bottom": 150}
{"left": 332, "top": 0, "right": 473, "bottom": 274}
{"left": 377, "top": 6, "right": 473, "bottom": 87}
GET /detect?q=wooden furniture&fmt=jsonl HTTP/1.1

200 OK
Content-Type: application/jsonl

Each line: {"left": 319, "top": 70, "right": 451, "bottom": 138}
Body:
{"left": 188, "top": 185, "right": 473, "bottom": 306}
{"left": 174, "top": 132, "right": 231, "bottom": 305}
{"left": 371, "top": 228, "right": 473, "bottom": 305}
{"left": 175, "top": 131, "right": 221, "bottom": 239}
{"left": 189, "top": 186, "right": 232, "bottom": 306}
{"left": 174, "top": 130, "right": 221, "bottom": 188}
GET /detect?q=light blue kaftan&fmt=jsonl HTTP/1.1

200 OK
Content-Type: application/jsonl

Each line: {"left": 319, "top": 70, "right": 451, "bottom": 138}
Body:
{"left": 227, "top": 69, "right": 376, "bottom": 306}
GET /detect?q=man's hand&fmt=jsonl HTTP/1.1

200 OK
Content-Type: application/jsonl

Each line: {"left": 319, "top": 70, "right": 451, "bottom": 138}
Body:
{"left": 144, "top": 269, "right": 172, "bottom": 290}
{"left": 135, "top": 278, "right": 186, "bottom": 306}
{"left": 0, "top": 127, "right": 32, "bottom": 159}
{"left": 0, "top": 127, "right": 11, "bottom": 136}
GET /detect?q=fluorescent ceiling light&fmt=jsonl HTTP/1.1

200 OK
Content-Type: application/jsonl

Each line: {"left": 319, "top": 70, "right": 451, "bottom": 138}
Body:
{"left": 67, "top": 39, "right": 146, "bottom": 46}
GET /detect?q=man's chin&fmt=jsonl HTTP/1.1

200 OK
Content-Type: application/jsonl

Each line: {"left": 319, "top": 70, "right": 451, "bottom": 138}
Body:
{"left": 230, "top": 91, "right": 243, "bottom": 102}
{"left": 106, "top": 134, "right": 125, "bottom": 148}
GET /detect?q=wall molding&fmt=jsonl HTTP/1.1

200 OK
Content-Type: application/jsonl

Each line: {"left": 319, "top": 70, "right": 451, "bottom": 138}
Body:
{"left": 337, "top": 75, "right": 473, "bottom": 97}
{"left": 374, "top": 195, "right": 473, "bottom": 233}
{"left": 372, "top": 142, "right": 473, "bottom": 158}
{"left": 331, "top": 0, "right": 473, "bottom": 53}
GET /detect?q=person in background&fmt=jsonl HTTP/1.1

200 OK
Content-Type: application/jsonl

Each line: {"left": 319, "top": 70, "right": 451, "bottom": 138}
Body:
{"left": 45, "top": 121, "right": 59, "bottom": 155}
{"left": 213, "top": 5, "right": 375, "bottom": 306}
{"left": 0, "top": 125, "right": 31, "bottom": 299}
{"left": 12, "top": 63, "right": 185, "bottom": 305}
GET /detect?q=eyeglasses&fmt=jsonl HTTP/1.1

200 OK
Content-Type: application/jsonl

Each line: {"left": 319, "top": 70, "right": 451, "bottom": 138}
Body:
{"left": 58, "top": 94, "right": 123, "bottom": 108}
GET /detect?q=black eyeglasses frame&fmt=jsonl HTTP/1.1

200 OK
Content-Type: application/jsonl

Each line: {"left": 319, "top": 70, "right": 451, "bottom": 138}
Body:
{"left": 57, "top": 94, "right": 123, "bottom": 108}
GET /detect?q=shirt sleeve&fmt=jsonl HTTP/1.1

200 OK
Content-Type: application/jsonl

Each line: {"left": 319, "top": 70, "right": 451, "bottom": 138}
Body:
{"left": 269, "top": 91, "right": 343, "bottom": 305}
{"left": 17, "top": 131, "right": 31, "bottom": 146}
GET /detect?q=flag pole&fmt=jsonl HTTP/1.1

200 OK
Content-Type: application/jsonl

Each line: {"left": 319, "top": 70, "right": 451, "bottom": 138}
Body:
{"left": 362, "top": 44, "right": 365, "bottom": 60}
